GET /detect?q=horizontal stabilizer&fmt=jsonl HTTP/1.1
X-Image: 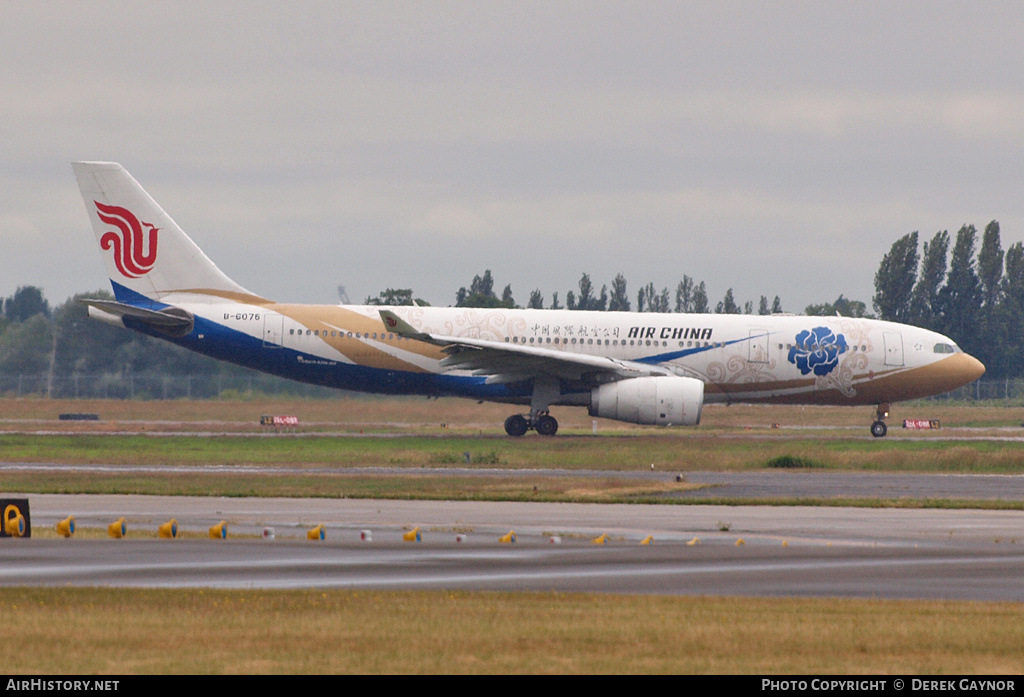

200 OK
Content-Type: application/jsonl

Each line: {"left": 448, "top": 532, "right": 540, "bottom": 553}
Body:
{"left": 79, "top": 298, "right": 194, "bottom": 336}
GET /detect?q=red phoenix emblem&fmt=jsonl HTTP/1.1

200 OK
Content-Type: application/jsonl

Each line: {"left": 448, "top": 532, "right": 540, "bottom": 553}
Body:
{"left": 385, "top": 316, "right": 397, "bottom": 328}
{"left": 94, "top": 201, "right": 159, "bottom": 278}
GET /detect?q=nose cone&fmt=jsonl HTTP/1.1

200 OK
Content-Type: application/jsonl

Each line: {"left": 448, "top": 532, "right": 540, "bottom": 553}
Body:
{"left": 929, "top": 352, "right": 986, "bottom": 395}
{"left": 877, "top": 350, "right": 985, "bottom": 402}
{"left": 960, "top": 352, "right": 986, "bottom": 383}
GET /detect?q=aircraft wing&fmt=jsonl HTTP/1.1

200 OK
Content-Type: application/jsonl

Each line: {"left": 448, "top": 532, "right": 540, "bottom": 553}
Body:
{"left": 379, "top": 309, "right": 672, "bottom": 385}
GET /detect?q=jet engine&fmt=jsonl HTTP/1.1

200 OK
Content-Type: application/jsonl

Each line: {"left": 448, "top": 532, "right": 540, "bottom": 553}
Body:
{"left": 589, "top": 376, "right": 704, "bottom": 426}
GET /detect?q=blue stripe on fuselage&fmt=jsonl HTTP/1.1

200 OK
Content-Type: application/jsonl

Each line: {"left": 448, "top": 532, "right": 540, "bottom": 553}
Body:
{"left": 122, "top": 308, "right": 530, "bottom": 401}
{"left": 634, "top": 332, "right": 768, "bottom": 364}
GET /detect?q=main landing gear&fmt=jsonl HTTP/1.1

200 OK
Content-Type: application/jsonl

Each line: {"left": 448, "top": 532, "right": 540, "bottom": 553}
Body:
{"left": 503, "top": 380, "right": 561, "bottom": 433}
{"left": 504, "top": 411, "right": 559, "bottom": 437}
{"left": 505, "top": 377, "right": 561, "bottom": 437}
{"left": 870, "top": 403, "right": 890, "bottom": 438}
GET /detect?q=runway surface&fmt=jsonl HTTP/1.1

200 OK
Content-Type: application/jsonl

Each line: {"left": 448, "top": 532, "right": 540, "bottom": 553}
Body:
{"left": 3, "top": 493, "right": 1023, "bottom": 600}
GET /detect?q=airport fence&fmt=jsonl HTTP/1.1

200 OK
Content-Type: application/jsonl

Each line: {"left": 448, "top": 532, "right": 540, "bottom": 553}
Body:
{"left": 0, "top": 373, "right": 345, "bottom": 400}
{"left": 917, "top": 378, "right": 1024, "bottom": 403}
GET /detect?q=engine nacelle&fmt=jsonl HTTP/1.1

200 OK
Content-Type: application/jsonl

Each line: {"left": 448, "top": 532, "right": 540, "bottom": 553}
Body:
{"left": 589, "top": 376, "right": 704, "bottom": 426}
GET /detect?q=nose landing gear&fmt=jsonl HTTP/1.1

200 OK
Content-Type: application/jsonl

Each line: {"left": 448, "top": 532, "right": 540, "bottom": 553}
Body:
{"left": 870, "top": 403, "right": 890, "bottom": 438}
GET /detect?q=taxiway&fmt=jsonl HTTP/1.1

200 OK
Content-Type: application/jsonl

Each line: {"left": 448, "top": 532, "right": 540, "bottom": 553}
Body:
{"left": 3, "top": 493, "right": 1022, "bottom": 600}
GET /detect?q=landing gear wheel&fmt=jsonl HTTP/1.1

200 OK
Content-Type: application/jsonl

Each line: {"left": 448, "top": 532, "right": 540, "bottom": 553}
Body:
{"left": 870, "top": 420, "right": 888, "bottom": 438}
{"left": 535, "top": 414, "right": 559, "bottom": 436}
{"left": 505, "top": 414, "right": 529, "bottom": 437}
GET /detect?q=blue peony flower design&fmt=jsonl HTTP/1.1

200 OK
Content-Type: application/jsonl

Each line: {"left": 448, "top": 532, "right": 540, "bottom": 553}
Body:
{"left": 787, "top": 326, "right": 848, "bottom": 376}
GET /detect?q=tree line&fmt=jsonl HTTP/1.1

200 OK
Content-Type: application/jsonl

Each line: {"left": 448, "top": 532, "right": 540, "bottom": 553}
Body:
{"left": 368, "top": 269, "right": 785, "bottom": 316}
{"left": 0, "top": 287, "right": 269, "bottom": 397}
{"left": 872, "top": 221, "right": 1022, "bottom": 378}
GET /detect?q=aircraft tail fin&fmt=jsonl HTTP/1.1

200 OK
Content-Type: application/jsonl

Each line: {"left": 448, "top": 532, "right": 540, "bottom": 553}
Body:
{"left": 72, "top": 161, "right": 258, "bottom": 304}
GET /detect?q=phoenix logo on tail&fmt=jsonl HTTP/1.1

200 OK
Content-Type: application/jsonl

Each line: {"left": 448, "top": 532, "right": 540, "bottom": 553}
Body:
{"left": 95, "top": 201, "right": 159, "bottom": 278}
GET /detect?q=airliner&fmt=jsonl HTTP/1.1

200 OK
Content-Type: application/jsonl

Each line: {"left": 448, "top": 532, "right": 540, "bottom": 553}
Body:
{"left": 72, "top": 162, "right": 985, "bottom": 437}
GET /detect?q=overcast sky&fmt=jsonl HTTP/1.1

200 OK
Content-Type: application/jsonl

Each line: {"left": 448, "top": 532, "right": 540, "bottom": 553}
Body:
{"left": 3, "top": 1, "right": 1024, "bottom": 312}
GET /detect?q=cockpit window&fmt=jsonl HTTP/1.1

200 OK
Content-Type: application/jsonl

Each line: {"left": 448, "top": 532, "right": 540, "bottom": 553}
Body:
{"left": 933, "top": 343, "right": 956, "bottom": 354}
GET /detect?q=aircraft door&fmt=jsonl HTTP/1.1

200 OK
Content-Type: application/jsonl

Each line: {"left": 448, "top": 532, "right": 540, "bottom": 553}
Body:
{"left": 883, "top": 331, "right": 904, "bottom": 366}
{"left": 748, "top": 330, "right": 769, "bottom": 363}
{"left": 263, "top": 312, "right": 284, "bottom": 348}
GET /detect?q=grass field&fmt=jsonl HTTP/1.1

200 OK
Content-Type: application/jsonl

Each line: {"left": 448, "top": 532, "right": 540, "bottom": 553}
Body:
{"left": 2, "top": 588, "right": 1021, "bottom": 674}
{"left": 3, "top": 397, "right": 1024, "bottom": 506}
{"left": 4, "top": 430, "right": 1024, "bottom": 474}
{"left": 4, "top": 395, "right": 1023, "bottom": 432}
{"left": 3, "top": 396, "right": 1023, "bottom": 674}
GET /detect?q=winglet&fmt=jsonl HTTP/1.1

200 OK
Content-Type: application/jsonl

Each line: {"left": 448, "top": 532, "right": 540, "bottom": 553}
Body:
{"left": 379, "top": 310, "right": 430, "bottom": 340}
